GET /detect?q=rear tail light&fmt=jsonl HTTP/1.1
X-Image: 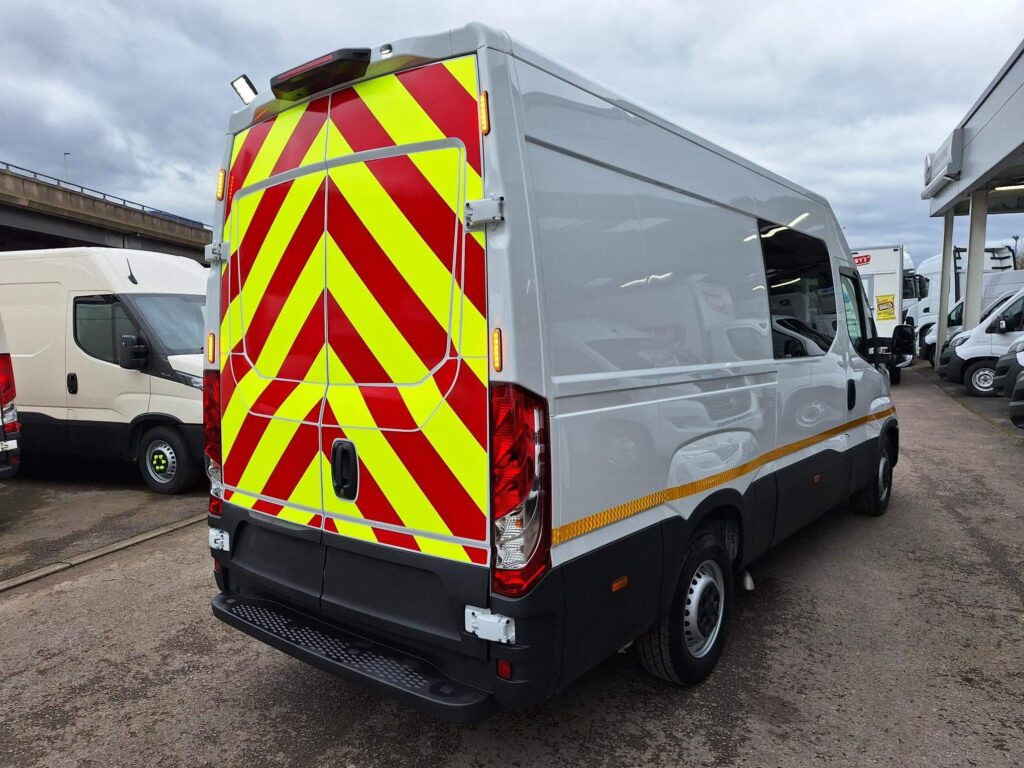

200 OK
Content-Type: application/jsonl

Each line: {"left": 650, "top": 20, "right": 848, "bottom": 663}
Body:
{"left": 204, "top": 370, "right": 223, "bottom": 516}
{"left": 490, "top": 384, "right": 550, "bottom": 596}
{"left": 0, "top": 353, "right": 19, "bottom": 436}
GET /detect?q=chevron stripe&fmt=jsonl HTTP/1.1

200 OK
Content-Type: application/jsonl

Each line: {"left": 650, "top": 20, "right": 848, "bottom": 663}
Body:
{"left": 219, "top": 56, "right": 489, "bottom": 548}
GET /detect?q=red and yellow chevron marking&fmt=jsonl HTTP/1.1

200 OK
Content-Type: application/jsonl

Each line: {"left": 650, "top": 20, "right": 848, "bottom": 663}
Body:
{"left": 217, "top": 56, "right": 488, "bottom": 563}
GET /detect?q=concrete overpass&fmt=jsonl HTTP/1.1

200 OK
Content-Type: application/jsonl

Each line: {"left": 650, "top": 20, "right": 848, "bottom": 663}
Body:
{"left": 0, "top": 161, "right": 211, "bottom": 261}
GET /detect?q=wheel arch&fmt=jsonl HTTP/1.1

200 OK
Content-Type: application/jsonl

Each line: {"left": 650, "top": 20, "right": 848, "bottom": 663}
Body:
{"left": 129, "top": 413, "right": 188, "bottom": 462}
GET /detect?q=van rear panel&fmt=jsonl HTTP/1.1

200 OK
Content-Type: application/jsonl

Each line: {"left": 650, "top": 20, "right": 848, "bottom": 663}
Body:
{"left": 219, "top": 56, "right": 489, "bottom": 562}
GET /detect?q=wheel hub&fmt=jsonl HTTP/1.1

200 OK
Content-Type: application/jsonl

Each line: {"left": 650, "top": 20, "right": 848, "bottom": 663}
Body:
{"left": 972, "top": 368, "right": 994, "bottom": 391}
{"left": 146, "top": 440, "right": 177, "bottom": 484}
{"left": 683, "top": 559, "right": 725, "bottom": 658}
{"left": 878, "top": 453, "right": 892, "bottom": 504}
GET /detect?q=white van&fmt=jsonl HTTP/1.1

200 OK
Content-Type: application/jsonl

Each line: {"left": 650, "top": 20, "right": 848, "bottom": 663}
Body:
{"left": 0, "top": 248, "right": 207, "bottom": 492}
{"left": 938, "top": 285, "right": 1024, "bottom": 395}
{"left": 925, "top": 288, "right": 1019, "bottom": 365}
{"left": 205, "top": 24, "right": 912, "bottom": 720}
{"left": 0, "top": 313, "right": 20, "bottom": 478}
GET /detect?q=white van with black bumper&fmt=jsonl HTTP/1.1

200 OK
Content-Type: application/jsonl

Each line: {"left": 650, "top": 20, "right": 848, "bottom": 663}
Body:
{"left": 206, "top": 24, "right": 912, "bottom": 721}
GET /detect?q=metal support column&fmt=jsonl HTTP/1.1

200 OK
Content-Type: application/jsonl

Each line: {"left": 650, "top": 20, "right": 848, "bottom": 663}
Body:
{"left": 964, "top": 189, "right": 988, "bottom": 328}
{"left": 935, "top": 211, "right": 955, "bottom": 355}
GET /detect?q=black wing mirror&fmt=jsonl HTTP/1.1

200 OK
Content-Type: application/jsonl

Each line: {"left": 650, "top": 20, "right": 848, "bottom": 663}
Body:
{"left": 118, "top": 335, "right": 149, "bottom": 370}
{"left": 890, "top": 324, "right": 915, "bottom": 369}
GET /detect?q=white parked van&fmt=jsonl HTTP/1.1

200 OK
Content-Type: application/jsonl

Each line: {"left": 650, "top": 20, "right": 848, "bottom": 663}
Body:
{"left": 205, "top": 24, "right": 913, "bottom": 720}
{"left": 924, "top": 288, "right": 1019, "bottom": 364}
{"left": 938, "top": 285, "right": 1024, "bottom": 396}
{"left": 0, "top": 312, "right": 20, "bottom": 478}
{"left": 0, "top": 248, "right": 207, "bottom": 492}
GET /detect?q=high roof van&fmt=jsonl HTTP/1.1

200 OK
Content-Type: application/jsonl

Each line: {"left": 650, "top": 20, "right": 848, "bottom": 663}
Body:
{"left": 938, "top": 285, "right": 1024, "bottom": 396}
{"left": 0, "top": 248, "right": 207, "bottom": 492}
{"left": 205, "top": 24, "right": 912, "bottom": 720}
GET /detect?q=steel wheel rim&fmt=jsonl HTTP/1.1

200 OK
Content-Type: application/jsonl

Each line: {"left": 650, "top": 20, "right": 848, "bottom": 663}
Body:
{"left": 145, "top": 440, "right": 177, "bottom": 484}
{"left": 878, "top": 452, "right": 892, "bottom": 504}
{"left": 683, "top": 559, "right": 724, "bottom": 658}
{"left": 972, "top": 367, "right": 995, "bottom": 392}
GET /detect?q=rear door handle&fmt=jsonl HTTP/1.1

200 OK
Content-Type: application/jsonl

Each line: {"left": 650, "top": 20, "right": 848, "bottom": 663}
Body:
{"left": 847, "top": 379, "right": 856, "bottom": 410}
{"left": 331, "top": 439, "right": 358, "bottom": 501}
{"left": 67, "top": 373, "right": 78, "bottom": 395}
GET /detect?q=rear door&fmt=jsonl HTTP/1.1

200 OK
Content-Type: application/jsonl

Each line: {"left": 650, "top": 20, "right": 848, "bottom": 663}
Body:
{"left": 220, "top": 57, "right": 489, "bottom": 574}
{"left": 319, "top": 57, "right": 489, "bottom": 568}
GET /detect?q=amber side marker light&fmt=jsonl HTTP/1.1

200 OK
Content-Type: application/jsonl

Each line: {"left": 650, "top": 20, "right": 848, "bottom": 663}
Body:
{"left": 206, "top": 332, "right": 217, "bottom": 364}
{"left": 479, "top": 91, "right": 490, "bottom": 136}
{"left": 491, "top": 327, "right": 503, "bottom": 372}
{"left": 611, "top": 575, "right": 629, "bottom": 593}
{"left": 216, "top": 169, "right": 226, "bottom": 201}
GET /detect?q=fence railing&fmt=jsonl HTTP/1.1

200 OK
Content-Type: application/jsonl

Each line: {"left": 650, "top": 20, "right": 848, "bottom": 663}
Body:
{"left": 0, "top": 160, "right": 212, "bottom": 231}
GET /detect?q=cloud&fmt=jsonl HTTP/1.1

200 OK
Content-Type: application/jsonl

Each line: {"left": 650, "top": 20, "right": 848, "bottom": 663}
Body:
{"left": 2, "top": 0, "right": 1023, "bottom": 258}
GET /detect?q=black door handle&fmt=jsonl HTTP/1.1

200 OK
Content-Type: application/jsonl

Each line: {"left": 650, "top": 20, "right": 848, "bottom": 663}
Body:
{"left": 847, "top": 379, "right": 856, "bottom": 411}
{"left": 331, "top": 439, "right": 358, "bottom": 500}
{"left": 67, "top": 373, "right": 78, "bottom": 395}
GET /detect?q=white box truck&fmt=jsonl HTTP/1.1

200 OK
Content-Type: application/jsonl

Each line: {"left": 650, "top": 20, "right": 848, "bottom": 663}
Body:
{"left": 0, "top": 248, "right": 207, "bottom": 493}
{"left": 205, "top": 23, "right": 913, "bottom": 720}
{"left": 850, "top": 245, "right": 917, "bottom": 382}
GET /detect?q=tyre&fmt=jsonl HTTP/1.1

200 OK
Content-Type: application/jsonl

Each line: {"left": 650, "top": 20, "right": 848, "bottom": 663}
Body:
{"left": 852, "top": 439, "right": 893, "bottom": 517}
{"left": 889, "top": 364, "right": 902, "bottom": 385}
{"left": 138, "top": 426, "right": 198, "bottom": 494}
{"left": 964, "top": 360, "right": 997, "bottom": 397}
{"left": 923, "top": 344, "right": 935, "bottom": 368}
{"left": 637, "top": 529, "right": 733, "bottom": 685}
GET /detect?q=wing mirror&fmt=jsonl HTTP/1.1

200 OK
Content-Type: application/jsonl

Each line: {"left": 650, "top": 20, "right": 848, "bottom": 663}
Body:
{"left": 890, "top": 324, "right": 915, "bottom": 369}
{"left": 997, "top": 316, "right": 1008, "bottom": 333}
{"left": 118, "top": 335, "right": 149, "bottom": 370}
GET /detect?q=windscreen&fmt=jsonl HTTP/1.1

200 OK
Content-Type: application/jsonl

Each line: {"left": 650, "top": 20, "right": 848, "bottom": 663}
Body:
{"left": 129, "top": 294, "right": 206, "bottom": 355}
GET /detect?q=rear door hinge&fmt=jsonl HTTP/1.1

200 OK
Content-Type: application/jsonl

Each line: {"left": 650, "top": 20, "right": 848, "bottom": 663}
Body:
{"left": 205, "top": 241, "right": 228, "bottom": 264}
{"left": 465, "top": 196, "right": 504, "bottom": 230}
{"left": 464, "top": 605, "right": 516, "bottom": 644}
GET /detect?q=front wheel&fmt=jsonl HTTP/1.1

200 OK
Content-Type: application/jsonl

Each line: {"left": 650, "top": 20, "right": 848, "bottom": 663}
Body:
{"left": 637, "top": 529, "right": 733, "bottom": 685}
{"left": 964, "top": 360, "right": 997, "bottom": 397}
{"left": 138, "top": 426, "right": 198, "bottom": 494}
{"left": 852, "top": 440, "right": 893, "bottom": 517}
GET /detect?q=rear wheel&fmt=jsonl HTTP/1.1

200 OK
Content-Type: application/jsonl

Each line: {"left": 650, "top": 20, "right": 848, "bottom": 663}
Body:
{"left": 852, "top": 439, "right": 893, "bottom": 517}
{"left": 637, "top": 529, "right": 733, "bottom": 685}
{"left": 138, "top": 426, "right": 198, "bottom": 494}
{"left": 964, "top": 360, "right": 997, "bottom": 397}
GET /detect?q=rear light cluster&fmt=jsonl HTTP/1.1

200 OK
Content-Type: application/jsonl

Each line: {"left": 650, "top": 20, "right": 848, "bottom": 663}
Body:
{"left": 204, "top": 370, "right": 224, "bottom": 516}
{"left": 490, "top": 384, "right": 550, "bottom": 597}
{"left": 0, "top": 353, "right": 19, "bottom": 437}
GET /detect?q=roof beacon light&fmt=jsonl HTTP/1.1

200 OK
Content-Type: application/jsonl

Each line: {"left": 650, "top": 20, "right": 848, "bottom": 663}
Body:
{"left": 231, "top": 74, "right": 258, "bottom": 105}
{"left": 270, "top": 48, "right": 371, "bottom": 101}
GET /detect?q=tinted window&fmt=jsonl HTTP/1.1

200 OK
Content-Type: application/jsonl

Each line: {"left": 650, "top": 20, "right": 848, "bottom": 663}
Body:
{"left": 758, "top": 220, "right": 836, "bottom": 359}
{"left": 999, "top": 297, "right": 1024, "bottom": 332}
{"left": 74, "top": 296, "right": 137, "bottom": 364}
{"left": 129, "top": 294, "right": 205, "bottom": 355}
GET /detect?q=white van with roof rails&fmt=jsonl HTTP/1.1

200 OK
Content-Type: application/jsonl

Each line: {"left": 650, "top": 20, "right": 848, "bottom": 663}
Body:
{"left": 0, "top": 248, "right": 207, "bottom": 492}
{"left": 204, "top": 23, "right": 913, "bottom": 721}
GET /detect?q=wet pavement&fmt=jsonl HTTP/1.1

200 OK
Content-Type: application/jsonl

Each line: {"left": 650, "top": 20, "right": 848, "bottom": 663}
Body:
{"left": 0, "top": 371, "right": 1021, "bottom": 767}
{"left": 0, "top": 455, "right": 204, "bottom": 582}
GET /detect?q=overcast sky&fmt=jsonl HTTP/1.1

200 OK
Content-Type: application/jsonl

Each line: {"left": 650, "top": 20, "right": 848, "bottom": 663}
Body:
{"left": 3, "top": 0, "right": 1023, "bottom": 263}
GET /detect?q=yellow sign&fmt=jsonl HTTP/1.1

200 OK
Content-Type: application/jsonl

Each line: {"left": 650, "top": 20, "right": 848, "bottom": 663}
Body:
{"left": 876, "top": 294, "right": 896, "bottom": 321}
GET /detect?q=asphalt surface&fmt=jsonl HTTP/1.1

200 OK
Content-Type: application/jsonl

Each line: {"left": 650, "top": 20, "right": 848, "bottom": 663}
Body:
{"left": 1, "top": 371, "right": 1022, "bottom": 768}
{"left": 0, "top": 456, "right": 204, "bottom": 582}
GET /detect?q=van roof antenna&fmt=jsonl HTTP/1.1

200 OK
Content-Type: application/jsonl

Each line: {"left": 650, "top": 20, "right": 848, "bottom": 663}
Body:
{"left": 126, "top": 258, "right": 138, "bottom": 285}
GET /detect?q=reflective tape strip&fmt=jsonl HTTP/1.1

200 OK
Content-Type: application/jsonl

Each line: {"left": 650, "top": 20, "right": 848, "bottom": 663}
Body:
{"left": 552, "top": 407, "right": 898, "bottom": 546}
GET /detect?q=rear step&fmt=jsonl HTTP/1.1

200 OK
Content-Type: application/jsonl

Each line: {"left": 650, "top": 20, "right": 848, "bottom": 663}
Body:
{"left": 212, "top": 594, "right": 495, "bottom": 722}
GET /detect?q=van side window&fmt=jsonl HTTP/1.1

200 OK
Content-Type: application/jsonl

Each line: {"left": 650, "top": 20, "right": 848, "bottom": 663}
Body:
{"left": 997, "top": 297, "right": 1024, "bottom": 331}
{"left": 74, "top": 295, "right": 137, "bottom": 364}
{"left": 840, "top": 274, "right": 867, "bottom": 356}
{"left": 757, "top": 220, "right": 837, "bottom": 359}
{"left": 949, "top": 302, "right": 963, "bottom": 325}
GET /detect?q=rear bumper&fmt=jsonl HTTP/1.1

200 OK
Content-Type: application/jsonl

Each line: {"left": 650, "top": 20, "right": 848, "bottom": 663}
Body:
{"left": 213, "top": 593, "right": 496, "bottom": 722}
{"left": 0, "top": 431, "right": 20, "bottom": 478}
{"left": 937, "top": 348, "right": 966, "bottom": 382}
